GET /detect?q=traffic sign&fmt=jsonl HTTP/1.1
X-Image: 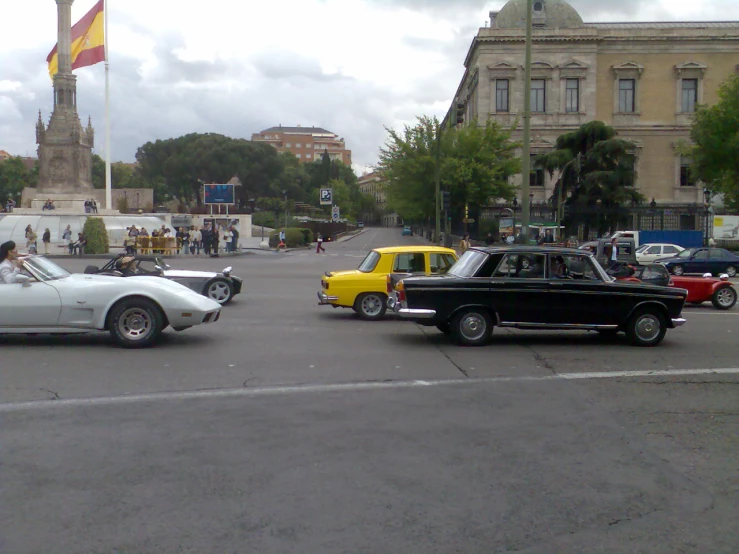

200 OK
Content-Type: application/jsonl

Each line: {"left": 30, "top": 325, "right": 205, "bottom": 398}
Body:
{"left": 463, "top": 218, "right": 475, "bottom": 224}
{"left": 331, "top": 206, "right": 340, "bottom": 221}
{"left": 320, "top": 188, "right": 333, "bottom": 205}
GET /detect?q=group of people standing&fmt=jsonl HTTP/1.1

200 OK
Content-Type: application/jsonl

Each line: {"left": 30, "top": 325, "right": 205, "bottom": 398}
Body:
{"left": 124, "top": 222, "right": 239, "bottom": 256}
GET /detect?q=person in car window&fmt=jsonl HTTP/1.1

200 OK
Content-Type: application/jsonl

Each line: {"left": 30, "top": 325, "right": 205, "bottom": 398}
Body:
{"left": 551, "top": 256, "right": 569, "bottom": 279}
{"left": 116, "top": 256, "right": 140, "bottom": 276}
{"left": 0, "top": 241, "right": 25, "bottom": 284}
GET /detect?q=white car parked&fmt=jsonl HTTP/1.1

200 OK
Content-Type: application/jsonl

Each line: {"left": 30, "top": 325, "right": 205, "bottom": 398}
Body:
{"left": 635, "top": 243, "right": 685, "bottom": 265}
{"left": 0, "top": 256, "right": 222, "bottom": 348}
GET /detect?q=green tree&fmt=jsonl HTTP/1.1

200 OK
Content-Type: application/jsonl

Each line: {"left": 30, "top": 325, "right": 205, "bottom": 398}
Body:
{"left": 687, "top": 74, "right": 739, "bottom": 210}
{"left": 536, "top": 121, "right": 641, "bottom": 236}
{"left": 82, "top": 217, "right": 109, "bottom": 254}
{"left": 0, "top": 156, "right": 33, "bottom": 206}
{"left": 91, "top": 154, "right": 105, "bottom": 189}
{"left": 379, "top": 116, "right": 519, "bottom": 224}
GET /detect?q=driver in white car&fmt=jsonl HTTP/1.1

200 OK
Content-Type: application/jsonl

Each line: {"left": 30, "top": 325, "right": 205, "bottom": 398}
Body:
{"left": 116, "top": 256, "right": 140, "bottom": 276}
{"left": 0, "top": 241, "right": 25, "bottom": 283}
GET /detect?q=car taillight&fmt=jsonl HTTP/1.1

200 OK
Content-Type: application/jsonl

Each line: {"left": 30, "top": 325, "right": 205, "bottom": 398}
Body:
{"left": 397, "top": 281, "right": 406, "bottom": 302}
{"left": 386, "top": 275, "right": 392, "bottom": 294}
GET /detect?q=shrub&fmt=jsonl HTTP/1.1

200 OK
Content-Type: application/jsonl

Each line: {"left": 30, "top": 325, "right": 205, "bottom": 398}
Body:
{"left": 116, "top": 196, "right": 129, "bottom": 213}
{"left": 82, "top": 217, "right": 109, "bottom": 254}
{"left": 269, "top": 227, "right": 313, "bottom": 248}
{"left": 253, "top": 211, "right": 277, "bottom": 228}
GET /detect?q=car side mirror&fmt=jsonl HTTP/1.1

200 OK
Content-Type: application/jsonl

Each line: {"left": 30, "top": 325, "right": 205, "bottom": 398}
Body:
{"left": 702, "top": 273, "right": 712, "bottom": 278}
{"left": 16, "top": 274, "right": 32, "bottom": 287}
{"left": 719, "top": 274, "right": 729, "bottom": 281}
{"left": 223, "top": 266, "right": 232, "bottom": 277}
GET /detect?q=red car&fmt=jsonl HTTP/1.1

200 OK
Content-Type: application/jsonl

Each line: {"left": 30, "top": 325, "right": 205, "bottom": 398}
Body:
{"left": 611, "top": 263, "right": 736, "bottom": 310}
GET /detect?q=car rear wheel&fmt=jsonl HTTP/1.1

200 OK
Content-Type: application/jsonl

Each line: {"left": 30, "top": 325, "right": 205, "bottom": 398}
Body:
{"left": 671, "top": 265, "right": 684, "bottom": 276}
{"left": 355, "top": 293, "right": 387, "bottom": 320}
{"left": 108, "top": 298, "right": 164, "bottom": 348}
{"left": 712, "top": 286, "right": 737, "bottom": 310}
{"left": 451, "top": 309, "right": 492, "bottom": 346}
{"left": 726, "top": 265, "right": 737, "bottom": 278}
{"left": 206, "top": 278, "right": 234, "bottom": 305}
{"left": 626, "top": 308, "right": 667, "bottom": 347}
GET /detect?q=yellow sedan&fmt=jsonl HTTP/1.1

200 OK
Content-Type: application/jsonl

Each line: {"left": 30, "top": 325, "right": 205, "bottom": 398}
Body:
{"left": 317, "top": 245, "right": 458, "bottom": 320}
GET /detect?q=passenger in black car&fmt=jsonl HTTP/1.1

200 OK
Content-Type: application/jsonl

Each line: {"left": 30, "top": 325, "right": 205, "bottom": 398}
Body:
{"left": 551, "top": 256, "right": 570, "bottom": 279}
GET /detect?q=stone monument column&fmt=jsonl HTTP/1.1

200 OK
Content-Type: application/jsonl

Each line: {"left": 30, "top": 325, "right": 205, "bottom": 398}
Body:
{"left": 56, "top": 0, "right": 73, "bottom": 74}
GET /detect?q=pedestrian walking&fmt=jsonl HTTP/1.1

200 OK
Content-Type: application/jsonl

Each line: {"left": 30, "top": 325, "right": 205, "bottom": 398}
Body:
{"left": 277, "top": 229, "right": 286, "bottom": 251}
{"left": 459, "top": 234, "right": 471, "bottom": 253}
{"left": 42, "top": 228, "right": 51, "bottom": 255}
{"left": 316, "top": 232, "right": 326, "bottom": 253}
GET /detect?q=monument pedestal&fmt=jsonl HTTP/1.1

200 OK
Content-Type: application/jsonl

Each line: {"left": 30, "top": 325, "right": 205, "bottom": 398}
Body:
{"left": 21, "top": 188, "right": 112, "bottom": 213}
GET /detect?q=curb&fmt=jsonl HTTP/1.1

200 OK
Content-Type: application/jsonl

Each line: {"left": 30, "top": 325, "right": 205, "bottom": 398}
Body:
{"left": 337, "top": 230, "right": 365, "bottom": 243}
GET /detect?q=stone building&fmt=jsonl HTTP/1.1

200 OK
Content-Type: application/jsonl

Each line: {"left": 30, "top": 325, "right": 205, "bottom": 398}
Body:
{"left": 251, "top": 125, "right": 352, "bottom": 165}
{"left": 358, "top": 171, "right": 399, "bottom": 226}
{"left": 448, "top": 0, "right": 739, "bottom": 212}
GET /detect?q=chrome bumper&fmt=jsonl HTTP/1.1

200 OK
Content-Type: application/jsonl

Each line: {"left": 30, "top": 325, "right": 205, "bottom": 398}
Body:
{"left": 317, "top": 291, "right": 339, "bottom": 305}
{"left": 387, "top": 296, "right": 397, "bottom": 309}
{"left": 671, "top": 317, "right": 687, "bottom": 327}
{"left": 397, "top": 308, "right": 437, "bottom": 319}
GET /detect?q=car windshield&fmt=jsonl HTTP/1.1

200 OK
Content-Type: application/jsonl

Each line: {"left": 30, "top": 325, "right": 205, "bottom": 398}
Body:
{"left": 677, "top": 248, "right": 696, "bottom": 258}
{"left": 448, "top": 250, "right": 488, "bottom": 278}
{"left": 22, "top": 256, "right": 70, "bottom": 282}
{"left": 357, "top": 250, "right": 381, "bottom": 273}
{"left": 636, "top": 244, "right": 650, "bottom": 253}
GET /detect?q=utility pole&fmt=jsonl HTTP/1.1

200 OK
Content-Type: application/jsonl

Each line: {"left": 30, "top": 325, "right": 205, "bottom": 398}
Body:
{"left": 434, "top": 123, "right": 441, "bottom": 245}
{"left": 519, "top": 0, "right": 534, "bottom": 243}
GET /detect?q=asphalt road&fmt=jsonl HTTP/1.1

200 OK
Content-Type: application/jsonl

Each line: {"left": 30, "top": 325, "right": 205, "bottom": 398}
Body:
{"left": 2, "top": 227, "right": 738, "bottom": 553}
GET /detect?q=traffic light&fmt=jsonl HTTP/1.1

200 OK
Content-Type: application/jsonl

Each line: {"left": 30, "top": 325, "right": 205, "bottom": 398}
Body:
{"left": 456, "top": 102, "right": 465, "bottom": 125}
{"left": 442, "top": 191, "right": 451, "bottom": 211}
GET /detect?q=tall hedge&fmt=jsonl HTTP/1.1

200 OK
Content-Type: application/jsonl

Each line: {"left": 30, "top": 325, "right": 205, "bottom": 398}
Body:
{"left": 82, "top": 217, "right": 109, "bottom": 254}
{"left": 269, "top": 228, "right": 313, "bottom": 248}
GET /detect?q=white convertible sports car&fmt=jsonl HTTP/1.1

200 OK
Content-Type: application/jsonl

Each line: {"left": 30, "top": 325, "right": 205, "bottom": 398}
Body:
{"left": 0, "top": 256, "right": 222, "bottom": 348}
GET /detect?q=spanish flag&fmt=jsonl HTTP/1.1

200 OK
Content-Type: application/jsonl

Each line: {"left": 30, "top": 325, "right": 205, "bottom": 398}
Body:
{"left": 47, "top": 0, "right": 105, "bottom": 78}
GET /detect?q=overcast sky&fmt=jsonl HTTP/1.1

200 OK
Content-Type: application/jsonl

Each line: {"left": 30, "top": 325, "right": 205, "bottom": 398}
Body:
{"left": 0, "top": 0, "right": 735, "bottom": 173}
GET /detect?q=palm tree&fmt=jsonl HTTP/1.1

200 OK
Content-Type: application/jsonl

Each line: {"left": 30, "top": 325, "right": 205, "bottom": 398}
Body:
{"left": 536, "top": 121, "right": 642, "bottom": 237}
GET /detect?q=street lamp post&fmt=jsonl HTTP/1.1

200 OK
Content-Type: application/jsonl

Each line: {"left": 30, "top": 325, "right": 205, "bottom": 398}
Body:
{"left": 704, "top": 188, "right": 713, "bottom": 245}
{"left": 518, "top": 0, "right": 534, "bottom": 243}
{"left": 283, "top": 190, "right": 288, "bottom": 229}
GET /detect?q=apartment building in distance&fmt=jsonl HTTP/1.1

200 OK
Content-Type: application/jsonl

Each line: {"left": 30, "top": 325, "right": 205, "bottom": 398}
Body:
{"left": 358, "top": 170, "right": 399, "bottom": 226}
{"left": 251, "top": 125, "right": 352, "bottom": 165}
{"left": 447, "top": 0, "right": 739, "bottom": 208}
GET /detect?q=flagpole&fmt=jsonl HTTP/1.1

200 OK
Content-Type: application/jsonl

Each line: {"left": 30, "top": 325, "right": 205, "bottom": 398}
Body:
{"left": 104, "top": 0, "right": 112, "bottom": 211}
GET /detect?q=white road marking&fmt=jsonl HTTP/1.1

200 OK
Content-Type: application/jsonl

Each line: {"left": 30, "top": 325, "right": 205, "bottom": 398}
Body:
{"left": 1, "top": 368, "right": 738, "bottom": 413}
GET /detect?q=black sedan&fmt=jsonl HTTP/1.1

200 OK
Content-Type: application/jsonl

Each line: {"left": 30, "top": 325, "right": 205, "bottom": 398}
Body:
{"left": 390, "top": 246, "right": 687, "bottom": 347}
{"left": 656, "top": 247, "right": 739, "bottom": 277}
{"left": 84, "top": 255, "right": 243, "bottom": 305}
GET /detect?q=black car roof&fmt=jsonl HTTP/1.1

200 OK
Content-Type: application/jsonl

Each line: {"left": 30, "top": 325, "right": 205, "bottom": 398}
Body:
{"left": 471, "top": 245, "right": 591, "bottom": 256}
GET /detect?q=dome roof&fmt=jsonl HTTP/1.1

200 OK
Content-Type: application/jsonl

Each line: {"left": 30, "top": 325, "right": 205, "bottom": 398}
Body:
{"left": 493, "top": 0, "right": 583, "bottom": 30}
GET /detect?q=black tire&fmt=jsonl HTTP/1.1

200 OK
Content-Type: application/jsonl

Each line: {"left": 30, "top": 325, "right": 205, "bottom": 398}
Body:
{"left": 671, "top": 265, "right": 684, "bottom": 276}
{"left": 626, "top": 308, "right": 667, "bottom": 347}
{"left": 354, "top": 292, "right": 387, "bottom": 320}
{"left": 451, "top": 309, "right": 493, "bottom": 346}
{"left": 436, "top": 322, "right": 451, "bottom": 334}
{"left": 726, "top": 265, "right": 737, "bottom": 278}
{"left": 108, "top": 298, "right": 164, "bottom": 348}
{"left": 712, "top": 286, "right": 737, "bottom": 310}
{"left": 205, "top": 278, "right": 234, "bottom": 305}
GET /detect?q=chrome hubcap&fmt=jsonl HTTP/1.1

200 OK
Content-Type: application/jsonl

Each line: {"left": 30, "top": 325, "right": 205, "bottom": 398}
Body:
{"left": 208, "top": 282, "right": 231, "bottom": 303}
{"left": 717, "top": 288, "right": 735, "bottom": 307}
{"left": 118, "top": 308, "right": 152, "bottom": 341}
{"left": 635, "top": 315, "right": 660, "bottom": 342}
{"left": 460, "top": 313, "right": 486, "bottom": 341}
{"left": 361, "top": 295, "right": 383, "bottom": 316}
{"left": 727, "top": 266, "right": 737, "bottom": 278}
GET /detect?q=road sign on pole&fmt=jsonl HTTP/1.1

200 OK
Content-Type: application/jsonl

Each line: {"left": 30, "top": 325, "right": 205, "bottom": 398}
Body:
{"left": 331, "top": 206, "right": 340, "bottom": 221}
{"left": 320, "top": 188, "right": 333, "bottom": 205}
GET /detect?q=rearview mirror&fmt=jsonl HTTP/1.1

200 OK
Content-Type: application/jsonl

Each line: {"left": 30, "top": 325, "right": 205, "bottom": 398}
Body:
{"left": 15, "top": 274, "right": 32, "bottom": 287}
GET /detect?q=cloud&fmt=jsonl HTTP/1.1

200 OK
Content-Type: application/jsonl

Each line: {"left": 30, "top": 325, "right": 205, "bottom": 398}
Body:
{"left": 0, "top": 0, "right": 736, "bottom": 170}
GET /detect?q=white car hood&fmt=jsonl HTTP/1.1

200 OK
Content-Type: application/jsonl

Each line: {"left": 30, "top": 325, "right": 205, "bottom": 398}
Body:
{"left": 163, "top": 269, "right": 219, "bottom": 279}
{"left": 66, "top": 273, "right": 204, "bottom": 296}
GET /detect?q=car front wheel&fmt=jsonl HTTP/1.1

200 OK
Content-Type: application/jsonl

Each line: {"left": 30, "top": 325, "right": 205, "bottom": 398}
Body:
{"left": 451, "top": 309, "right": 493, "bottom": 346}
{"left": 108, "top": 298, "right": 164, "bottom": 348}
{"left": 206, "top": 278, "right": 234, "bottom": 304}
{"left": 626, "top": 309, "right": 667, "bottom": 347}
{"left": 671, "top": 265, "right": 684, "bottom": 276}
{"left": 712, "top": 286, "right": 737, "bottom": 310}
{"left": 726, "top": 265, "right": 737, "bottom": 278}
{"left": 355, "top": 293, "right": 387, "bottom": 320}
